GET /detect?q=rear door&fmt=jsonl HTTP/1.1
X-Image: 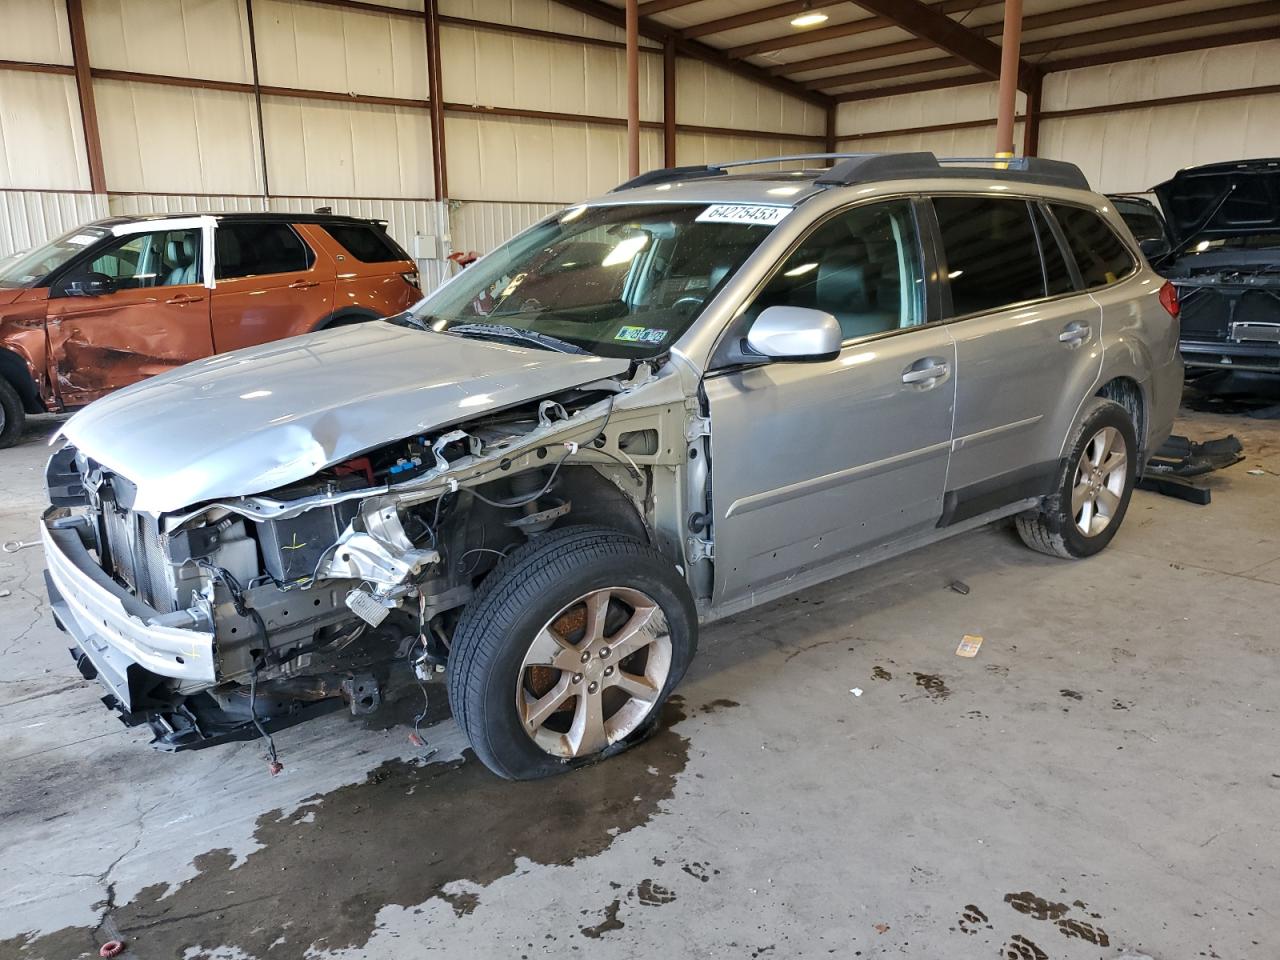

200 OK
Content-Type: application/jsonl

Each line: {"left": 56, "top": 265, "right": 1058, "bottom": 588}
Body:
{"left": 704, "top": 198, "right": 956, "bottom": 607}
{"left": 210, "top": 220, "right": 336, "bottom": 353}
{"left": 46, "top": 220, "right": 214, "bottom": 406}
{"left": 931, "top": 195, "right": 1102, "bottom": 521}
{"left": 316, "top": 220, "right": 421, "bottom": 318}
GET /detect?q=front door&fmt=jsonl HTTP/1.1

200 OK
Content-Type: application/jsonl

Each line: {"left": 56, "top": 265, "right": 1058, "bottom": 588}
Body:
{"left": 704, "top": 198, "right": 956, "bottom": 608}
{"left": 46, "top": 223, "right": 214, "bottom": 406}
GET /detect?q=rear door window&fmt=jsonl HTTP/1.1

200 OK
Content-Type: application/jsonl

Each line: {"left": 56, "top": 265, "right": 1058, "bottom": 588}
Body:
{"left": 933, "top": 197, "right": 1045, "bottom": 316}
{"left": 323, "top": 223, "right": 407, "bottom": 263}
{"left": 1033, "top": 204, "right": 1076, "bottom": 296}
{"left": 1050, "top": 204, "right": 1136, "bottom": 288}
{"left": 215, "top": 222, "right": 314, "bottom": 279}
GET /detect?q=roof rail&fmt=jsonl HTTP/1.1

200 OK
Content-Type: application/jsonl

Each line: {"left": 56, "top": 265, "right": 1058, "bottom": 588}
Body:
{"left": 816, "top": 152, "right": 1091, "bottom": 190}
{"left": 610, "top": 153, "right": 871, "bottom": 192}
{"left": 611, "top": 151, "right": 1092, "bottom": 194}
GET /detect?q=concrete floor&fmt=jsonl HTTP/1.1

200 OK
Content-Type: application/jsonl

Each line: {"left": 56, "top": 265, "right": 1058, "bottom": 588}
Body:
{"left": 1, "top": 403, "right": 1277, "bottom": 960}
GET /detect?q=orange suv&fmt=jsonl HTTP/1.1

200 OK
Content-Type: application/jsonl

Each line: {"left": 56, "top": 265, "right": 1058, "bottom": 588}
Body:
{"left": 0, "top": 213, "right": 421, "bottom": 447}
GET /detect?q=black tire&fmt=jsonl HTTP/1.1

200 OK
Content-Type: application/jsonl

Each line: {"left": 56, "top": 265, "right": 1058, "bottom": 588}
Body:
{"left": 0, "top": 377, "right": 24, "bottom": 449}
{"left": 1016, "top": 398, "right": 1138, "bottom": 559}
{"left": 448, "top": 524, "right": 697, "bottom": 780}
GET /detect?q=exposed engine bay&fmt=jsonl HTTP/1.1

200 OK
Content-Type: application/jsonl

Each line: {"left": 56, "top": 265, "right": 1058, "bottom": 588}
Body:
{"left": 44, "top": 364, "right": 693, "bottom": 752}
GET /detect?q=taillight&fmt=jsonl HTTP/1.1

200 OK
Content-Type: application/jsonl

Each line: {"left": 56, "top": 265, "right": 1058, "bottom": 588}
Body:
{"left": 402, "top": 271, "right": 420, "bottom": 290}
{"left": 1158, "top": 280, "right": 1179, "bottom": 318}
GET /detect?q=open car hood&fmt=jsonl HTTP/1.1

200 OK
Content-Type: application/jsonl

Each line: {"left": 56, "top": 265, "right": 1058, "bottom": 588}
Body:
{"left": 1153, "top": 158, "right": 1280, "bottom": 246}
{"left": 59, "top": 321, "right": 629, "bottom": 513}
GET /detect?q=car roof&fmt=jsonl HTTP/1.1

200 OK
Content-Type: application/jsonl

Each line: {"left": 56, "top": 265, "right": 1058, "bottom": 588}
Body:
{"left": 86, "top": 212, "right": 387, "bottom": 228}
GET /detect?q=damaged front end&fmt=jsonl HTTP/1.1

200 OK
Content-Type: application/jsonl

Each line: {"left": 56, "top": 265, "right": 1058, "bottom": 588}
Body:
{"left": 43, "top": 372, "right": 661, "bottom": 750}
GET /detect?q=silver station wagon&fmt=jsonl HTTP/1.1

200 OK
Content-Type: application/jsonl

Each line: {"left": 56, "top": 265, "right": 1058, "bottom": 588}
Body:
{"left": 42, "top": 153, "right": 1183, "bottom": 779}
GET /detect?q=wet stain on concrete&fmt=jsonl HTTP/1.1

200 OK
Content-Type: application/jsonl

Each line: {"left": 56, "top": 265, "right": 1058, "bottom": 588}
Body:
{"left": 634, "top": 878, "right": 676, "bottom": 906}
{"left": 871, "top": 666, "right": 893, "bottom": 681}
{"left": 681, "top": 861, "right": 719, "bottom": 882}
{"left": 2, "top": 700, "right": 689, "bottom": 960}
{"left": 912, "top": 672, "right": 951, "bottom": 700}
{"left": 699, "top": 698, "right": 740, "bottom": 714}
{"left": 1001, "top": 933, "right": 1048, "bottom": 959}
{"left": 957, "top": 903, "right": 990, "bottom": 934}
{"left": 1057, "top": 917, "right": 1110, "bottom": 946}
{"left": 1004, "top": 891, "right": 1070, "bottom": 921}
{"left": 579, "top": 899, "right": 624, "bottom": 939}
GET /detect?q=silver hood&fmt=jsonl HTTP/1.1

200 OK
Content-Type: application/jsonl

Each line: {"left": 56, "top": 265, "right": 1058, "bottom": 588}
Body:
{"left": 59, "top": 322, "right": 630, "bottom": 513}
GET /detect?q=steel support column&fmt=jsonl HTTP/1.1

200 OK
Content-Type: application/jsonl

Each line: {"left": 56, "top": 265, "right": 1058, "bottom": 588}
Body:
{"left": 425, "top": 0, "right": 448, "bottom": 199}
{"left": 66, "top": 0, "right": 106, "bottom": 193}
{"left": 994, "top": 0, "right": 1024, "bottom": 156}
{"left": 663, "top": 39, "right": 676, "bottom": 167}
{"left": 626, "top": 0, "right": 641, "bottom": 177}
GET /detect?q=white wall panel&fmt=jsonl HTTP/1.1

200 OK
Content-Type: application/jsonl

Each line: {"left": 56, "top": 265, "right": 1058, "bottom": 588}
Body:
{"left": 441, "top": 25, "right": 661, "bottom": 121}
{"left": 677, "top": 59, "right": 825, "bottom": 137}
{"left": 262, "top": 97, "right": 433, "bottom": 199}
{"left": 255, "top": 0, "right": 428, "bottom": 99}
{"left": 445, "top": 115, "right": 661, "bottom": 202}
{"left": 837, "top": 124, "right": 1024, "bottom": 162}
{"left": 441, "top": 0, "right": 653, "bottom": 47}
{"left": 450, "top": 200, "right": 561, "bottom": 256}
{"left": 1, "top": 0, "right": 72, "bottom": 64}
{"left": 1040, "top": 94, "right": 1280, "bottom": 194}
{"left": 108, "top": 194, "right": 268, "bottom": 216}
{"left": 676, "top": 133, "right": 826, "bottom": 170}
{"left": 84, "top": 0, "right": 252, "bottom": 83}
{"left": 1043, "top": 39, "right": 1280, "bottom": 112}
{"left": 836, "top": 82, "right": 1025, "bottom": 139}
{"left": 0, "top": 190, "right": 108, "bottom": 259}
{"left": 0, "top": 72, "right": 90, "bottom": 190}
{"left": 95, "top": 80, "right": 263, "bottom": 194}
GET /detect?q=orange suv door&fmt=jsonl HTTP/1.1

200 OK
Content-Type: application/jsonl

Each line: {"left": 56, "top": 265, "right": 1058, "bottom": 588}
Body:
{"left": 210, "top": 221, "right": 337, "bottom": 352}
{"left": 46, "top": 221, "right": 215, "bottom": 407}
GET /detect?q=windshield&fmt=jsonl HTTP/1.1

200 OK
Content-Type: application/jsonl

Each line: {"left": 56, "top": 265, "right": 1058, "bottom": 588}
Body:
{"left": 412, "top": 202, "right": 785, "bottom": 358}
{"left": 0, "top": 225, "right": 111, "bottom": 289}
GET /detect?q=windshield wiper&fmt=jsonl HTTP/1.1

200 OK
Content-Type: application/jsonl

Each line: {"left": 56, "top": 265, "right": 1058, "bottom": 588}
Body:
{"left": 446, "top": 322, "right": 589, "bottom": 355}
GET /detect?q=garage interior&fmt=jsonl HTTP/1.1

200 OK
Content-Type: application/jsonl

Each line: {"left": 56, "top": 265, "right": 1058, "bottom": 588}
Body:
{"left": 2, "top": 0, "right": 1279, "bottom": 958}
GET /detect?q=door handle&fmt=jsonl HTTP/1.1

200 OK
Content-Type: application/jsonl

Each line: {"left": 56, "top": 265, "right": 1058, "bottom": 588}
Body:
{"left": 289, "top": 280, "right": 319, "bottom": 289}
{"left": 902, "top": 358, "right": 950, "bottom": 386}
{"left": 1059, "top": 322, "right": 1091, "bottom": 344}
{"left": 165, "top": 294, "right": 204, "bottom": 305}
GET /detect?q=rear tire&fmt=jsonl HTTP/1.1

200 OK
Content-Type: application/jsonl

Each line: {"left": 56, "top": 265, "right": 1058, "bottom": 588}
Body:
{"left": 1016, "top": 398, "right": 1137, "bottom": 559}
{"left": 0, "top": 378, "right": 24, "bottom": 449}
{"left": 447, "top": 525, "right": 697, "bottom": 780}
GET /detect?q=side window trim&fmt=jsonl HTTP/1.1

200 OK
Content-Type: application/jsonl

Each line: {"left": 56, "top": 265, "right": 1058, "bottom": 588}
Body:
{"left": 915, "top": 196, "right": 954, "bottom": 320}
{"left": 707, "top": 194, "right": 933, "bottom": 371}
{"left": 1035, "top": 202, "right": 1084, "bottom": 290}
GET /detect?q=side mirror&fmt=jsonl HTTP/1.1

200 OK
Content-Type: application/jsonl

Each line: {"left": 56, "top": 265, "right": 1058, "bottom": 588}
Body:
{"left": 63, "top": 273, "right": 116, "bottom": 298}
{"left": 1139, "top": 237, "right": 1172, "bottom": 263}
{"left": 746, "top": 306, "right": 842, "bottom": 363}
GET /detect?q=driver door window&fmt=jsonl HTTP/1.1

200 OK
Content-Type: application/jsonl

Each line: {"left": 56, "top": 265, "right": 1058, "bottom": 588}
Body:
{"left": 88, "top": 229, "right": 201, "bottom": 290}
{"left": 749, "top": 199, "right": 925, "bottom": 340}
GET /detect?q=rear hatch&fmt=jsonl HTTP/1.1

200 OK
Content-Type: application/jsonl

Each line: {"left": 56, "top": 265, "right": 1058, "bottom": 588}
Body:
{"left": 1154, "top": 159, "right": 1280, "bottom": 349}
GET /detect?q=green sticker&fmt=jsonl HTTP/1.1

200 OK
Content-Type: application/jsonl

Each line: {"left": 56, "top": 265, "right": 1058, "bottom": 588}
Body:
{"left": 614, "top": 326, "right": 669, "bottom": 344}
{"left": 615, "top": 325, "right": 645, "bottom": 342}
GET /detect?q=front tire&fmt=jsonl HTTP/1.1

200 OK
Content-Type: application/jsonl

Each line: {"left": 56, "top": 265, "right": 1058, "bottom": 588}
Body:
{"left": 447, "top": 525, "right": 697, "bottom": 780}
{"left": 0, "top": 378, "right": 25, "bottom": 449}
{"left": 1016, "top": 398, "right": 1137, "bottom": 559}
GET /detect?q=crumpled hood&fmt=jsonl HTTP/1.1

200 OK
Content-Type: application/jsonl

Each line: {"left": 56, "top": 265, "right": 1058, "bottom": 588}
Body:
{"left": 59, "top": 321, "right": 629, "bottom": 513}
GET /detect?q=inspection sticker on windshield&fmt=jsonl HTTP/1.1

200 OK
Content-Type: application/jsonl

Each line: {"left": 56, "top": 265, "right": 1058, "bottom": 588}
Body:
{"left": 696, "top": 204, "right": 790, "bottom": 226}
{"left": 615, "top": 326, "right": 668, "bottom": 344}
{"left": 67, "top": 234, "right": 99, "bottom": 246}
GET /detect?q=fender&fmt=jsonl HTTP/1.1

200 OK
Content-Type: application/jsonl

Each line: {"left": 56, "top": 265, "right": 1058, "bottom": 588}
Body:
{"left": 0, "top": 346, "right": 49, "bottom": 414}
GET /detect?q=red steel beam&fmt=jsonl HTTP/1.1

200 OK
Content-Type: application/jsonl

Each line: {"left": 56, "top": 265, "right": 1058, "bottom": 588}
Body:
{"left": 65, "top": 0, "right": 106, "bottom": 193}
{"left": 994, "top": 0, "right": 1023, "bottom": 155}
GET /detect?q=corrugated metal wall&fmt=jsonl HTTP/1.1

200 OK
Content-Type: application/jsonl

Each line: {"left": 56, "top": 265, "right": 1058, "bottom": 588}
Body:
{"left": 834, "top": 39, "right": 1280, "bottom": 195}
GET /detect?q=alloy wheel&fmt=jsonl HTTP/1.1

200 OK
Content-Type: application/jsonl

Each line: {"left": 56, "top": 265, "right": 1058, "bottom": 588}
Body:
{"left": 515, "top": 586, "right": 671, "bottom": 758}
{"left": 1071, "top": 425, "right": 1128, "bottom": 537}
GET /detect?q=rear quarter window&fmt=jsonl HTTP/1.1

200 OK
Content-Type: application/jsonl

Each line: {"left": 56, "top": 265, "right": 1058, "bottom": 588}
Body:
{"left": 323, "top": 223, "right": 408, "bottom": 263}
{"left": 1051, "top": 204, "right": 1136, "bottom": 289}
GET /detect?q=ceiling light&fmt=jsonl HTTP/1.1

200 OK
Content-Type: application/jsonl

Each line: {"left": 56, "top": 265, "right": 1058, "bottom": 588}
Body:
{"left": 791, "top": 11, "right": 829, "bottom": 27}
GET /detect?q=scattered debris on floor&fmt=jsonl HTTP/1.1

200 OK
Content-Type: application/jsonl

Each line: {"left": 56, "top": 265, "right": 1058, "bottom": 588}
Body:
{"left": 1138, "top": 434, "right": 1244, "bottom": 504}
{"left": 849, "top": 687, "right": 863, "bottom": 697}
{"left": 956, "top": 635, "right": 983, "bottom": 658}
{"left": 949, "top": 580, "right": 971, "bottom": 595}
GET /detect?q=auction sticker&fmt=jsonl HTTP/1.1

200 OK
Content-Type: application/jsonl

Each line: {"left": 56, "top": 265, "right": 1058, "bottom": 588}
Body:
{"left": 696, "top": 204, "right": 790, "bottom": 226}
